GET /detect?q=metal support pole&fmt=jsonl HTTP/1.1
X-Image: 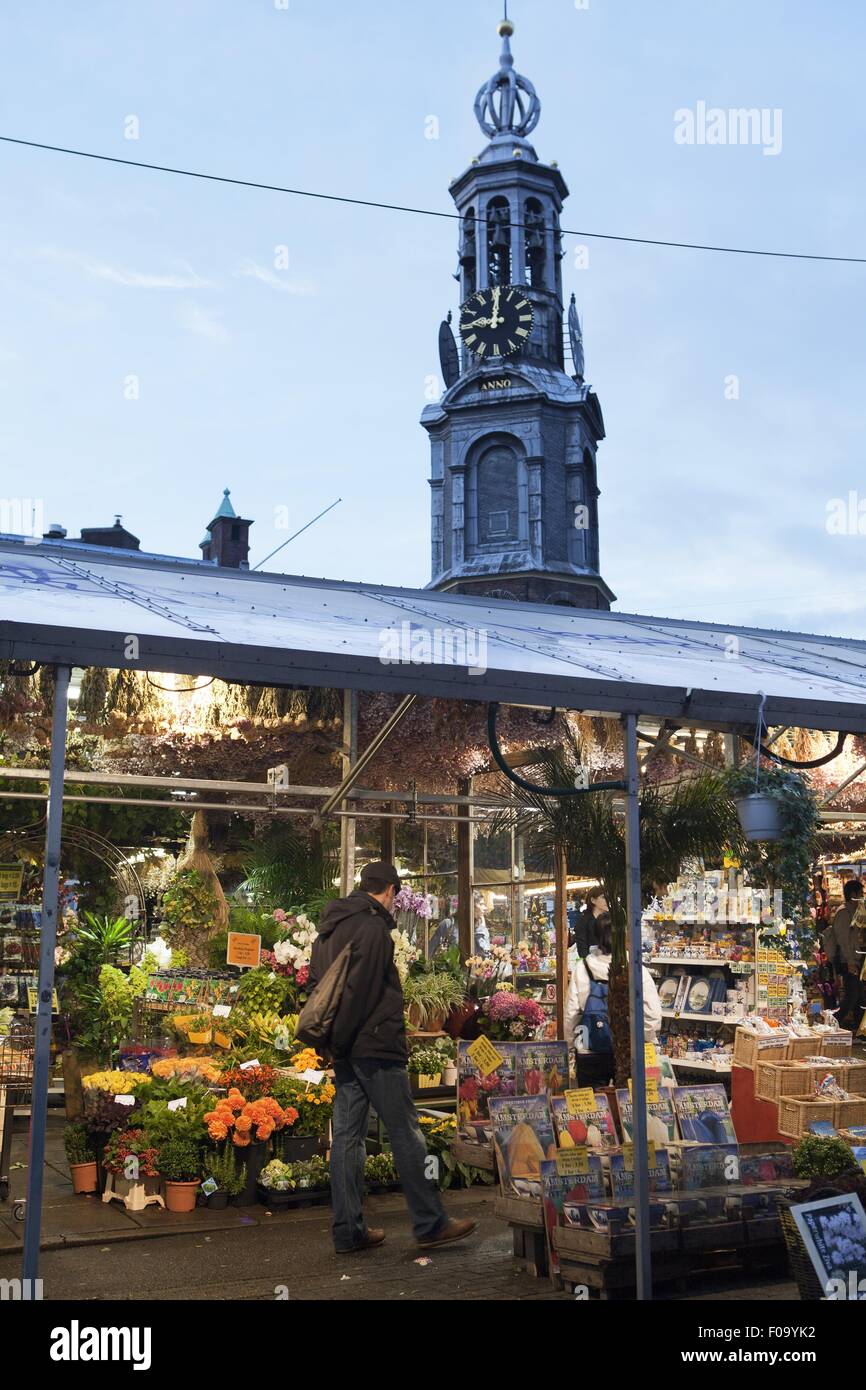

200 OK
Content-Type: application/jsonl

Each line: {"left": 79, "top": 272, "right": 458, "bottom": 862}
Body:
{"left": 457, "top": 776, "right": 473, "bottom": 960}
{"left": 22, "top": 664, "right": 70, "bottom": 1290}
{"left": 339, "top": 689, "right": 358, "bottom": 896}
{"left": 319, "top": 693, "right": 417, "bottom": 818}
{"left": 554, "top": 847, "right": 568, "bottom": 1040}
{"left": 623, "top": 712, "right": 652, "bottom": 1302}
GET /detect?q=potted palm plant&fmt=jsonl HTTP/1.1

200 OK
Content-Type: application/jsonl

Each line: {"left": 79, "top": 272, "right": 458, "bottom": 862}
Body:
{"left": 64, "top": 1121, "right": 98, "bottom": 1194}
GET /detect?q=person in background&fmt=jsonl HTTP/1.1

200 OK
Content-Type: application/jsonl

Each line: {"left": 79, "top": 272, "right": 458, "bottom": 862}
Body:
{"left": 569, "top": 886, "right": 607, "bottom": 958}
{"left": 429, "top": 911, "right": 458, "bottom": 956}
{"left": 563, "top": 912, "right": 662, "bottom": 1087}
{"left": 473, "top": 897, "right": 491, "bottom": 955}
{"left": 822, "top": 878, "right": 865, "bottom": 1031}
{"left": 308, "top": 861, "right": 477, "bottom": 1254}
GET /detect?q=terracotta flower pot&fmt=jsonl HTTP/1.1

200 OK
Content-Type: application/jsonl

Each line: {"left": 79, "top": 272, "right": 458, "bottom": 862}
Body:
{"left": 164, "top": 1179, "right": 201, "bottom": 1213}
{"left": 69, "top": 1160, "right": 98, "bottom": 1194}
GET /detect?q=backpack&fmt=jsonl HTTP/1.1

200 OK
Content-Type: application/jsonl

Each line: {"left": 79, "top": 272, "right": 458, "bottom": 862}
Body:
{"left": 583, "top": 977, "right": 613, "bottom": 1055}
{"left": 294, "top": 942, "right": 353, "bottom": 1052}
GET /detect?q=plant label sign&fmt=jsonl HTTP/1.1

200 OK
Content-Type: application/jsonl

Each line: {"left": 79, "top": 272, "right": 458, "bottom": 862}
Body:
{"left": 240, "top": 1058, "right": 261, "bottom": 1070}
{"left": 466, "top": 1035, "right": 505, "bottom": 1078}
{"left": 226, "top": 932, "right": 261, "bottom": 969}
{"left": 297, "top": 1069, "right": 326, "bottom": 1085}
{"left": 167, "top": 1098, "right": 188, "bottom": 1112}
{"left": 114, "top": 1094, "right": 136, "bottom": 1107}
{"left": 212, "top": 1004, "right": 232, "bottom": 1018}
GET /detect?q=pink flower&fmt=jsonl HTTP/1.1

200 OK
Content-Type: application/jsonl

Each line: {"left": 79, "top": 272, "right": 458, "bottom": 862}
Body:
{"left": 273, "top": 909, "right": 287, "bottom": 922}
{"left": 295, "top": 965, "right": 309, "bottom": 986}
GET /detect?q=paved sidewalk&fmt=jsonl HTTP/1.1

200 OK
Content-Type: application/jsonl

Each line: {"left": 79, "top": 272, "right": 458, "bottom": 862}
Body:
{"left": 0, "top": 1117, "right": 797, "bottom": 1300}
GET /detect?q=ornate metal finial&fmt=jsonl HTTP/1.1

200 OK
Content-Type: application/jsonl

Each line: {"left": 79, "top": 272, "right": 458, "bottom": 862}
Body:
{"left": 474, "top": 12, "right": 541, "bottom": 140}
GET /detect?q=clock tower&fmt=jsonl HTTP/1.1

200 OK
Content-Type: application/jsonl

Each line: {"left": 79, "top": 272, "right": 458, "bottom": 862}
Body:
{"left": 422, "top": 16, "right": 614, "bottom": 610}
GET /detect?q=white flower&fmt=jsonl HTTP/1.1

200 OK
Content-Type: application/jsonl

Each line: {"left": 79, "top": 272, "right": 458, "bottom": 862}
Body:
{"left": 147, "top": 935, "right": 173, "bottom": 969}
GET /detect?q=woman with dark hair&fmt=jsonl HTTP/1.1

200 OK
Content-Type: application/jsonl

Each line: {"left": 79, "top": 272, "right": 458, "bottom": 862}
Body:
{"left": 569, "top": 885, "right": 607, "bottom": 958}
{"left": 563, "top": 912, "right": 662, "bottom": 1087}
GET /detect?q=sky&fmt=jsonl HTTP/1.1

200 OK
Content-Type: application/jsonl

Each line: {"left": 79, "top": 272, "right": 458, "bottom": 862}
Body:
{"left": 1, "top": 0, "right": 865, "bottom": 638}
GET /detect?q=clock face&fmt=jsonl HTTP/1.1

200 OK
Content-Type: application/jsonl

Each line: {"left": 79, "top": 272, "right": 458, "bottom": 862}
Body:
{"left": 459, "top": 286, "right": 533, "bottom": 359}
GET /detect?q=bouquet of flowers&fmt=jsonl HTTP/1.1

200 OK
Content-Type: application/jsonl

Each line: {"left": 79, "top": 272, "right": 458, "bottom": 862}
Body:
{"left": 271, "top": 1050, "right": 335, "bottom": 1137}
{"left": 479, "top": 990, "right": 546, "bottom": 1041}
{"left": 203, "top": 1088, "right": 298, "bottom": 1146}
{"left": 269, "top": 911, "right": 318, "bottom": 994}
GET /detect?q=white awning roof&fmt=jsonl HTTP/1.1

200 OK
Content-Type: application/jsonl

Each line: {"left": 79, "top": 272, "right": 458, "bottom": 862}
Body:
{"left": 1, "top": 538, "right": 865, "bottom": 732}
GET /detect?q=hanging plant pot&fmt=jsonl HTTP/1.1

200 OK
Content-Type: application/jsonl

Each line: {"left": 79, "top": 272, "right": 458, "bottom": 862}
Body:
{"left": 736, "top": 793, "right": 783, "bottom": 842}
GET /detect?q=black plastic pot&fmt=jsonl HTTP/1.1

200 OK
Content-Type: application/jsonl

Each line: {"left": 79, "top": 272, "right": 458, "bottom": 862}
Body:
{"left": 206, "top": 1191, "right": 229, "bottom": 1210}
{"left": 277, "top": 1133, "right": 321, "bottom": 1162}
{"left": 256, "top": 1182, "right": 330, "bottom": 1210}
{"left": 232, "top": 1141, "right": 269, "bottom": 1206}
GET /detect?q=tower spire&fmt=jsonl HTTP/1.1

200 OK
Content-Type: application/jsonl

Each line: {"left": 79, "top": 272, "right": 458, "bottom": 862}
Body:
{"left": 474, "top": 10, "right": 541, "bottom": 140}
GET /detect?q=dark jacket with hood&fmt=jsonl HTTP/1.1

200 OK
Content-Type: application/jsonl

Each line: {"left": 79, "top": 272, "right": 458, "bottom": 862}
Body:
{"left": 308, "top": 890, "right": 408, "bottom": 1064}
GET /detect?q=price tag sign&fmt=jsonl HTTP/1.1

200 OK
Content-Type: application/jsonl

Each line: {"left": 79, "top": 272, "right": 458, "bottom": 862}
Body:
{"left": 27, "top": 988, "right": 59, "bottom": 1014}
{"left": 297, "top": 1069, "right": 326, "bottom": 1085}
{"left": 564, "top": 1088, "right": 597, "bottom": 1116}
{"left": 167, "top": 1098, "right": 188, "bottom": 1112}
{"left": 644, "top": 1043, "right": 658, "bottom": 1068}
{"left": 240, "top": 1058, "right": 262, "bottom": 1070}
{"left": 556, "top": 1147, "right": 590, "bottom": 1175}
{"left": 212, "top": 1004, "right": 232, "bottom": 1018}
{"left": 226, "top": 932, "right": 261, "bottom": 969}
{"left": 466, "top": 1035, "right": 505, "bottom": 1078}
{"left": 0, "top": 863, "right": 25, "bottom": 900}
{"left": 622, "top": 1141, "right": 656, "bottom": 1170}
{"left": 114, "top": 1094, "right": 136, "bottom": 1107}
{"left": 628, "top": 1077, "right": 660, "bottom": 1103}
{"left": 201, "top": 1178, "right": 218, "bottom": 1198}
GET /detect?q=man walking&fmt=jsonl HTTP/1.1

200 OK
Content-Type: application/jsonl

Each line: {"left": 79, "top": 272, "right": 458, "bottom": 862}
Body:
{"left": 823, "top": 878, "right": 865, "bottom": 1031}
{"left": 309, "top": 861, "right": 477, "bottom": 1255}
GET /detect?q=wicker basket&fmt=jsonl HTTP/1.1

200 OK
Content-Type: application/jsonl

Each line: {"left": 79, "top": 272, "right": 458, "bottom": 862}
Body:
{"left": 838, "top": 1128, "right": 866, "bottom": 1150}
{"left": 777, "top": 1095, "right": 837, "bottom": 1139}
{"left": 733, "top": 1027, "right": 788, "bottom": 1070}
{"left": 778, "top": 1182, "right": 865, "bottom": 1300}
{"left": 755, "top": 1061, "right": 808, "bottom": 1101}
{"left": 786, "top": 1036, "right": 822, "bottom": 1060}
{"left": 834, "top": 1096, "right": 866, "bottom": 1130}
{"left": 820, "top": 1031, "right": 854, "bottom": 1057}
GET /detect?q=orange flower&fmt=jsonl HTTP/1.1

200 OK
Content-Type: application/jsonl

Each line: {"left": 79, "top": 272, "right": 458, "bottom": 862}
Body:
{"left": 207, "top": 1120, "right": 229, "bottom": 1141}
{"left": 232, "top": 1131, "right": 251, "bottom": 1147}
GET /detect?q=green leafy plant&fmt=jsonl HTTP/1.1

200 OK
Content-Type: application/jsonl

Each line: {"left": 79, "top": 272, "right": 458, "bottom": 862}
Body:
{"left": 161, "top": 868, "right": 218, "bottom": 941}
{"left": 77, "top": 913, "right": 134, "bottom": 963}
{"left": 137, "top": 1090, "right": 211, "bottom": 1146}
{"left": 402, "top": 972, "right": 465, "bottom": 1029}
{"left": 240, "top": 825, "right": 339, "bottom": 919}
{"left": 236, "top": 967, "right": 293, "bottom": 1016}
{"left": 204, "top": 1144, "right": 244, "bottom": 1196}
{"left": 726, "top": 764, "right": 820, "bottom": 922}
{"left": 259, "top": 1155, "right": 330, "bottom": 1191}
{"left": 364, "top": 1152, "right": 399, "bottom": 1186}
{"left": 63, "top": 1121, "right": 95, "bottom": 1166}
{"left": 158, "top": 1137, "right": 202, "bottom": 1183}
{"left": 792, "top": 1135, "right": 860, "bottom": 1180}
{"left": 408, "top": 1038, "right": 455, "bottom": 1075}
{"left": 74, "top": 964, "right": 147, "bottom": 1064}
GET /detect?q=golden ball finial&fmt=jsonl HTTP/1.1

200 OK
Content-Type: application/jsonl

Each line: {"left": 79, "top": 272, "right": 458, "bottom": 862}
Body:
{"left": 498, "top": 19, "right": 514, "bottom": 37}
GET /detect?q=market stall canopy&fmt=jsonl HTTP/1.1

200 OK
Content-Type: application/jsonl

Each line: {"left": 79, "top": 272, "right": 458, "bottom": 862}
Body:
{"left": 1, "top": 537, "right": 865, "bottom": 733}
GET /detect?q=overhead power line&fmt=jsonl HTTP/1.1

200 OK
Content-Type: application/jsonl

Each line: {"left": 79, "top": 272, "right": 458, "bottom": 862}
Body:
{"left": 1, "top": 134, "right": 864, "bottom": 266}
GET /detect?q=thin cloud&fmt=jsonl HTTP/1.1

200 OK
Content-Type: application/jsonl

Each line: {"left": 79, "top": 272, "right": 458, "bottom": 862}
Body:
{"left": 236, "top": 258, "right": 316, "bottom": 294}
{"left": 41, "top": 247, "right": 216, "bottom": 289}
{"left": 178, "top": 302, "right": 230, "bottom": 344}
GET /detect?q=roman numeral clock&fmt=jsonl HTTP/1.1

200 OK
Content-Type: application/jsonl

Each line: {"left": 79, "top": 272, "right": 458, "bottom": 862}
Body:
{"left": 458, "top": 286, "right": 533, "bottom": 360}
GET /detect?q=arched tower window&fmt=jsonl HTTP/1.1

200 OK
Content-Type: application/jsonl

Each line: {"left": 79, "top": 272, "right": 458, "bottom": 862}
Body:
{"left": 524, "top": 197, "right": 546, "bottom": 288}
{"left": 460, "top": 208, "right": 477, "bottom": 297}
{"left": 473, "top": 444, "right": 521, "bottom": 549}
{"left": 486, "top": 197, "right": 511, "bottom": 286}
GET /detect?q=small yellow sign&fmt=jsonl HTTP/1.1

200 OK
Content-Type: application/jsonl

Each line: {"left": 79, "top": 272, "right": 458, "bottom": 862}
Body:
{"left": 644, "top": 1043, "right": 658, "bottom": 1068}
{"left": 628, "top": 1077, "right": 660, "bottom": 1103}
{"left": 564, "top": 1087, "right": 598, "bottom": 1116}
{"left": 226, "top": 932, "right": 262, "bottom": 969}
{"left": 466, "top": 1034, "right": 505, "bottom": 1078}
{"left": 27, "top": 988, "right": 59, "bottom": 1014}
{"left": 0, "top": 863, "right": 24, "bottom": 900}
{"left": 556, "top": 1146, "right": 590, "bottom": 1175}
{"left": 622, "top": 1141, "right": 657, "bottom": 1170}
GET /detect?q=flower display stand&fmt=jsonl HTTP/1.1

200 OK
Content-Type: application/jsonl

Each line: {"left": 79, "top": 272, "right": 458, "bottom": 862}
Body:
{"left": 102, "top": 1174, "right": 164, "bottom": 1212}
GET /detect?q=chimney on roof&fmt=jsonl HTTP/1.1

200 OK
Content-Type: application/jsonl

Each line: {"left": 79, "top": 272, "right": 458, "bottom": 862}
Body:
{"left": 199, "top": 489, "right": 252, "bottom": 568}
{"left": 79, "top": 515, "right": 140, "bottom": 550}
{"left": 43, "top": 522, "right": 68, "bottom": 540}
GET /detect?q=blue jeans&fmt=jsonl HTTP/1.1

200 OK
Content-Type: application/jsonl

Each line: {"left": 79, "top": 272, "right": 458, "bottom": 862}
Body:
{"left": 330, "top": 1058, "right": 446, "bottom": 1251}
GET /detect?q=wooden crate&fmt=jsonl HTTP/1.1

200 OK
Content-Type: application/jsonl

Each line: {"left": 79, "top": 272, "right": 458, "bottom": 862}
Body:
{"left": 755, "top": 1061, "right": 811, "bottom": 1102}
{"left": 834, "top": 1096, "right": 866, "bottom": 1130}
{"left": 733, "top": 1028, "right": 788, "bottom": 1070}
{"left": 450, "top": 1138, "right": 495, "bottom": 1173}
{"left": 777, "top": 1095, "right": 837, "bottom": 1138}
{"left": 494, "top": 1196, "right": 547, "bottom": 1278}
